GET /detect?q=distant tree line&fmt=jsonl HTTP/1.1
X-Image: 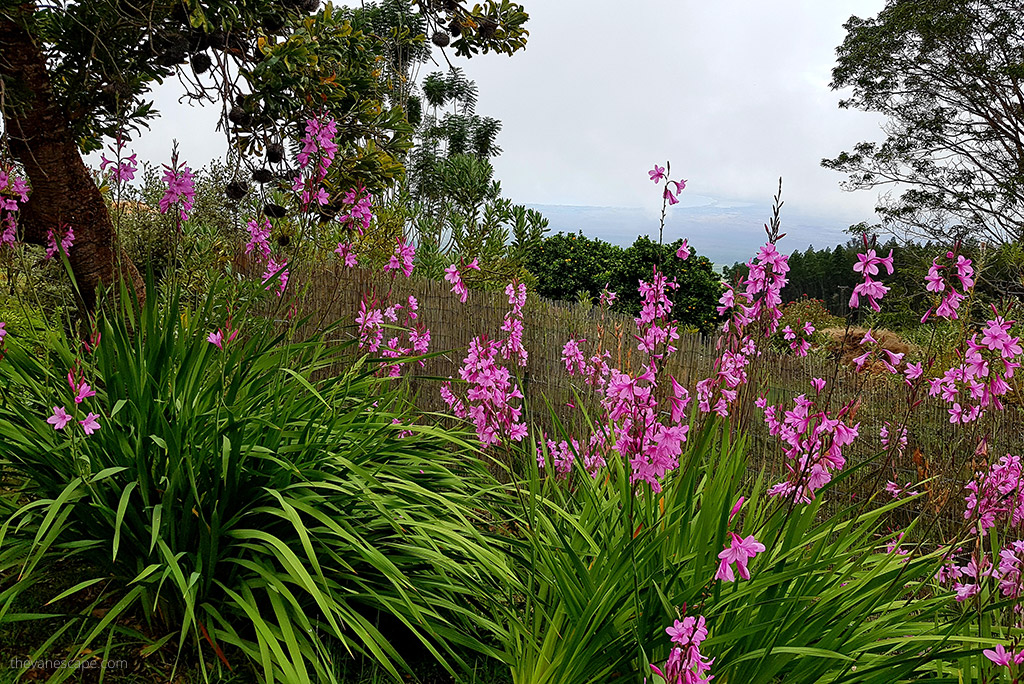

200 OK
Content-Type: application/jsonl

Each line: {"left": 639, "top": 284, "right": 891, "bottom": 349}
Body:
{"left": 724, "top": 238, "right": 1024, "bottom": 329}
{"left": 525, "top": 232, "right": 724, "bottom": 334}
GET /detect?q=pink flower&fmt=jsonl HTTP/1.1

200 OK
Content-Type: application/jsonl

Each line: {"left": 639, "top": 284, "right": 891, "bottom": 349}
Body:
{"left": 445, "top": 264, "right": 469, "bottom": 303}
{"left": 74, "top": 381, "right": 95, "bottom": 404}
{"left": 386, "top": 238, "right": 416, "bottom": 278}
{"left": 158, "top": 158, "right": 196, "bottom": 222}
{"left": 983, "top": 644, "right": 1013, "bottom": 667}
{"left": 466, "top": 258, "right": 481, "bottom": 271}
{"left": 262, "top": 258, "right": 289, "bottom": 296}
{"left": 0, "top": 322, "right": 6, "bottom": 343}
{"left": 676, "top": 239, "right": 691, "bottom": 260}
{"left": 245, "top": 218, "right": 272, "bottom": 259}
{"left": 44, "top": 223, "right": 75, "bottom": 260}
{"left": 208, "top": 330, "right": 224, "bottom": 349}
{"left": 716, "top": 532, "right": 766, "bottom": 582}
{"left": 79, "top": 412, "right": 100, "bottom": 436}
{"left": 47, "top": 406, "right": 72, "bottom": 430}
{"left": 663, "top": 186, "right": 679, "bottom": 205}
{"left": 335, "top": 241, "right": 358, "bottom": 268}
{"left": 729, "top": 496, "right": 746, "bottom": 523}
{"left": 811, "top": 377, "right": 826, "bottom": 393}
{"left": 649, "top": 164, "right": 666, "bottom": 183}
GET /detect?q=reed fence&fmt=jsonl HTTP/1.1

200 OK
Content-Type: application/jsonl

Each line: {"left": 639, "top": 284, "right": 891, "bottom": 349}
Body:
{"left": 270, "top": 262, "right": 1024, "bottom": 535}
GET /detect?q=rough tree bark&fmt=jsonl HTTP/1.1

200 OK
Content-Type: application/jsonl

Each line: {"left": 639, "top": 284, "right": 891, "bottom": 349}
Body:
{"left": 0, "top": 9, "right": 143, "bottom": 312}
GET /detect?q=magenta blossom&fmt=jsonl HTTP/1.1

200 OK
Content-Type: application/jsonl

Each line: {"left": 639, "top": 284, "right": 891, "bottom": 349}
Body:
{"left": 386, "top": 238, "right": 416, "bottom": 278}
{"left": 158, "top": 156, "right": 196, "bottom": 222}
{"left": 44, "top": 223, "right": 75, "bottom": 260}
{"left": 715, "top": 531, "right": 766, "bottom": 582}
{"left": 335, "top": 241, "right": 358, "bottom": 268}
{"left": 47, "top": 406, "right": 73, "bottom": 430}
{"left": 651, "top": 614, "right": 715, "bottom": 684}
{"left": 99, "top": 136, "right": 138, "bottom": 183}
{"left": 79, "top": 413, "right": 101, "bottom": 436}
{"left": 649, "top": 164, "right": 666, "bottom": 183}
{"left": 676, "top": 239, "right": 691, "bottom": 260}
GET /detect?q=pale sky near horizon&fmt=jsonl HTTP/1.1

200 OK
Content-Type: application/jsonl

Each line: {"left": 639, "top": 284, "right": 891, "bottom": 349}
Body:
{"left": 131, "top": 0, "right": 890, "bottom": 226}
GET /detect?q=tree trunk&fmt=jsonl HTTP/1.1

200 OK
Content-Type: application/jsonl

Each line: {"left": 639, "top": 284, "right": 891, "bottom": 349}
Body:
{"left": 0, "top": 8, "right": 143, "bottom": 312}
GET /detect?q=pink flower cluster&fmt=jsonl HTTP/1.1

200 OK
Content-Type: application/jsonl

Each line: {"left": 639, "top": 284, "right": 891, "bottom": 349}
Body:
{"left": 635, "top": 267, "right": 680, "bottom": 360}
{"left": 296, "top": 115, "right": 338, "bottom": 180}
{"left": 242, "top": 217, "right": 288, "bottom": 297}
{"left": 292, "top": 115, "right": 339, "bottom": 210}
{"left": 443, "top": 258, "right": 480, "bottom": 303}
{"left": 379, "top": 297, "right": 431, "bottom": 377}
{"left": 208, "top": 313, "right": 240, "bottom": 351}
{"left": 561, "top": 338, "right": 611, "bottom": 388}
{"left": 851, "top": 330, "right": 905, "bottom": 374}
{"left": 964, "top": 453, "right": 1024, "bottom": 535}
{"left": 158, "top": 156, "right": 196, "bottom": 222}
{"left": 385, "top": 238, "right": 416, "bottom": 278}
{"left": 500, "top": 281, "right": 528, "bottom": 366}
{"left": 245, "top": 218, "right": 272, "bottom": 259}
{"left": 757, "top": 388, "right": 860, "bottom": 503}
{"left": 940, "top": 547, "right": 1024, "bottom": 608}
{"left": 555, "top": 268, "right": 691, "bottom": 491}
{"left": 698, "top": 242, "right": 789, "bottom": 417}
{"left": 715, "top": 531, "right": 765, "bottom": 582}
{"left": 927, "top": 315, "right": 1022, "bottom": 424}
{"left": 446, "top": 336, "right": 526, "bottom": 446}
{"left": 782, "top": 321, "right": 814, "bottom": 357}
{"left": 99, "top": 136, "right": 138, "bottom": 184}
{"left": 262, "top": 257, "right": 289, "bottom": 297}
{"left": 0, "top": 165, "right": 29, "bottom": 248}
{"left": 849, "top": 246, "right": 894, "bottom": 312}
{"left": 922, "top": 251, "right": 974, "bottom": 322}
{"left": 536, "top": 433, "right": 606, "bottom": 478}
{"left": 47, "top": 369, "right": 101, "bottom": 436}
{"left": 338, "top": 185, "right": 373, "bottom": 235}
{"left": 441, "top": 281, "right": 529, "bottom": 447}
{"left": 884, "top": 481, "right": 919, "bottom": 499}
{"left": 649, "top": 162, "right": 687, "bottom": 205}
{"left": 879, "top": 421, "right": 908, "bottom": 453}
{"left": 335, "top": 241, "right": 357, "bottom": 268}
{"left": 650, "top": 616, "right": 714, "bottom": 684}
{"left": 355, "top": 294, "right": 429, "bottom": 376}
{"left": 44, "top": 223, "right": 75, "bottom": 260}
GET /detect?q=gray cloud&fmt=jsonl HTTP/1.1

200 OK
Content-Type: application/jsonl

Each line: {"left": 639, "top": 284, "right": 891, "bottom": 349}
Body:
{"left": 111, "top": 1, "right": 890, "bottom": 244}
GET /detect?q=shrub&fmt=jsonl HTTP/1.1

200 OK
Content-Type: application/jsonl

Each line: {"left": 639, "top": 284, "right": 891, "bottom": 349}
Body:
{"left": 502, "top": 417, "right": 980, "bottom": 684}
{"left": 0, "top": 282, "right": 514, "bottom": 683}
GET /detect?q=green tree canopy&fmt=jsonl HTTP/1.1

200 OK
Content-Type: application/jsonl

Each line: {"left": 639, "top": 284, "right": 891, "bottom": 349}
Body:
{"left": 0, "top": 0, "right": 528, "bottom": 308}
{"left": 526, "top": 233, "right": 724, "bottom": 334}
{"left": 824, "top": 0, "right": 1024, "bottom": 245}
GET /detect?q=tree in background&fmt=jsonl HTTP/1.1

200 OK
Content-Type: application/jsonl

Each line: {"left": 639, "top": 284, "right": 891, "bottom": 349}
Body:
{"left": 527, "top": 233, "right": 723, "bottom": 334}
{"left": 824, "top": 0, "right": 1024, "bottom": 245}
{"left": 0, "top": 0, "right": 529, "bottom": 308}
{"left": 392, "top": 66, "right": 547, "bottom": 288}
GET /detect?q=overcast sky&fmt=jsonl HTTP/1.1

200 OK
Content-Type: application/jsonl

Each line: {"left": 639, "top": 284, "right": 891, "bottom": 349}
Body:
{"left": 134, "top": 0, "right": 889, "bottom": 229}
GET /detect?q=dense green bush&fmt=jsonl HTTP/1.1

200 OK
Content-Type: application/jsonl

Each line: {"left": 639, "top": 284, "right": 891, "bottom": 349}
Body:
{"left": 526, "top": 233, "right": 723, "bottom": 334}
{"left": 499, "top": 414, "right": 1005, "bottom": 684}
{"left": 0, "top": 282, "right": 514, "bottom": 683}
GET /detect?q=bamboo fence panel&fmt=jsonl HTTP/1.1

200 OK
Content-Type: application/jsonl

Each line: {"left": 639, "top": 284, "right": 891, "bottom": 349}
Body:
{"left": 267, "top": 263, "right": 1023, "bottom": 530}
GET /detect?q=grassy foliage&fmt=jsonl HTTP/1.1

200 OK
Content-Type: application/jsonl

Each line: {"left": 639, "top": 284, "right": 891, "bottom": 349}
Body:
{"left": 0, "top": 282, "right": 514, "bottom": 683}
{"left": 502, "top": 413, "right": 1004, "bottom": 684}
